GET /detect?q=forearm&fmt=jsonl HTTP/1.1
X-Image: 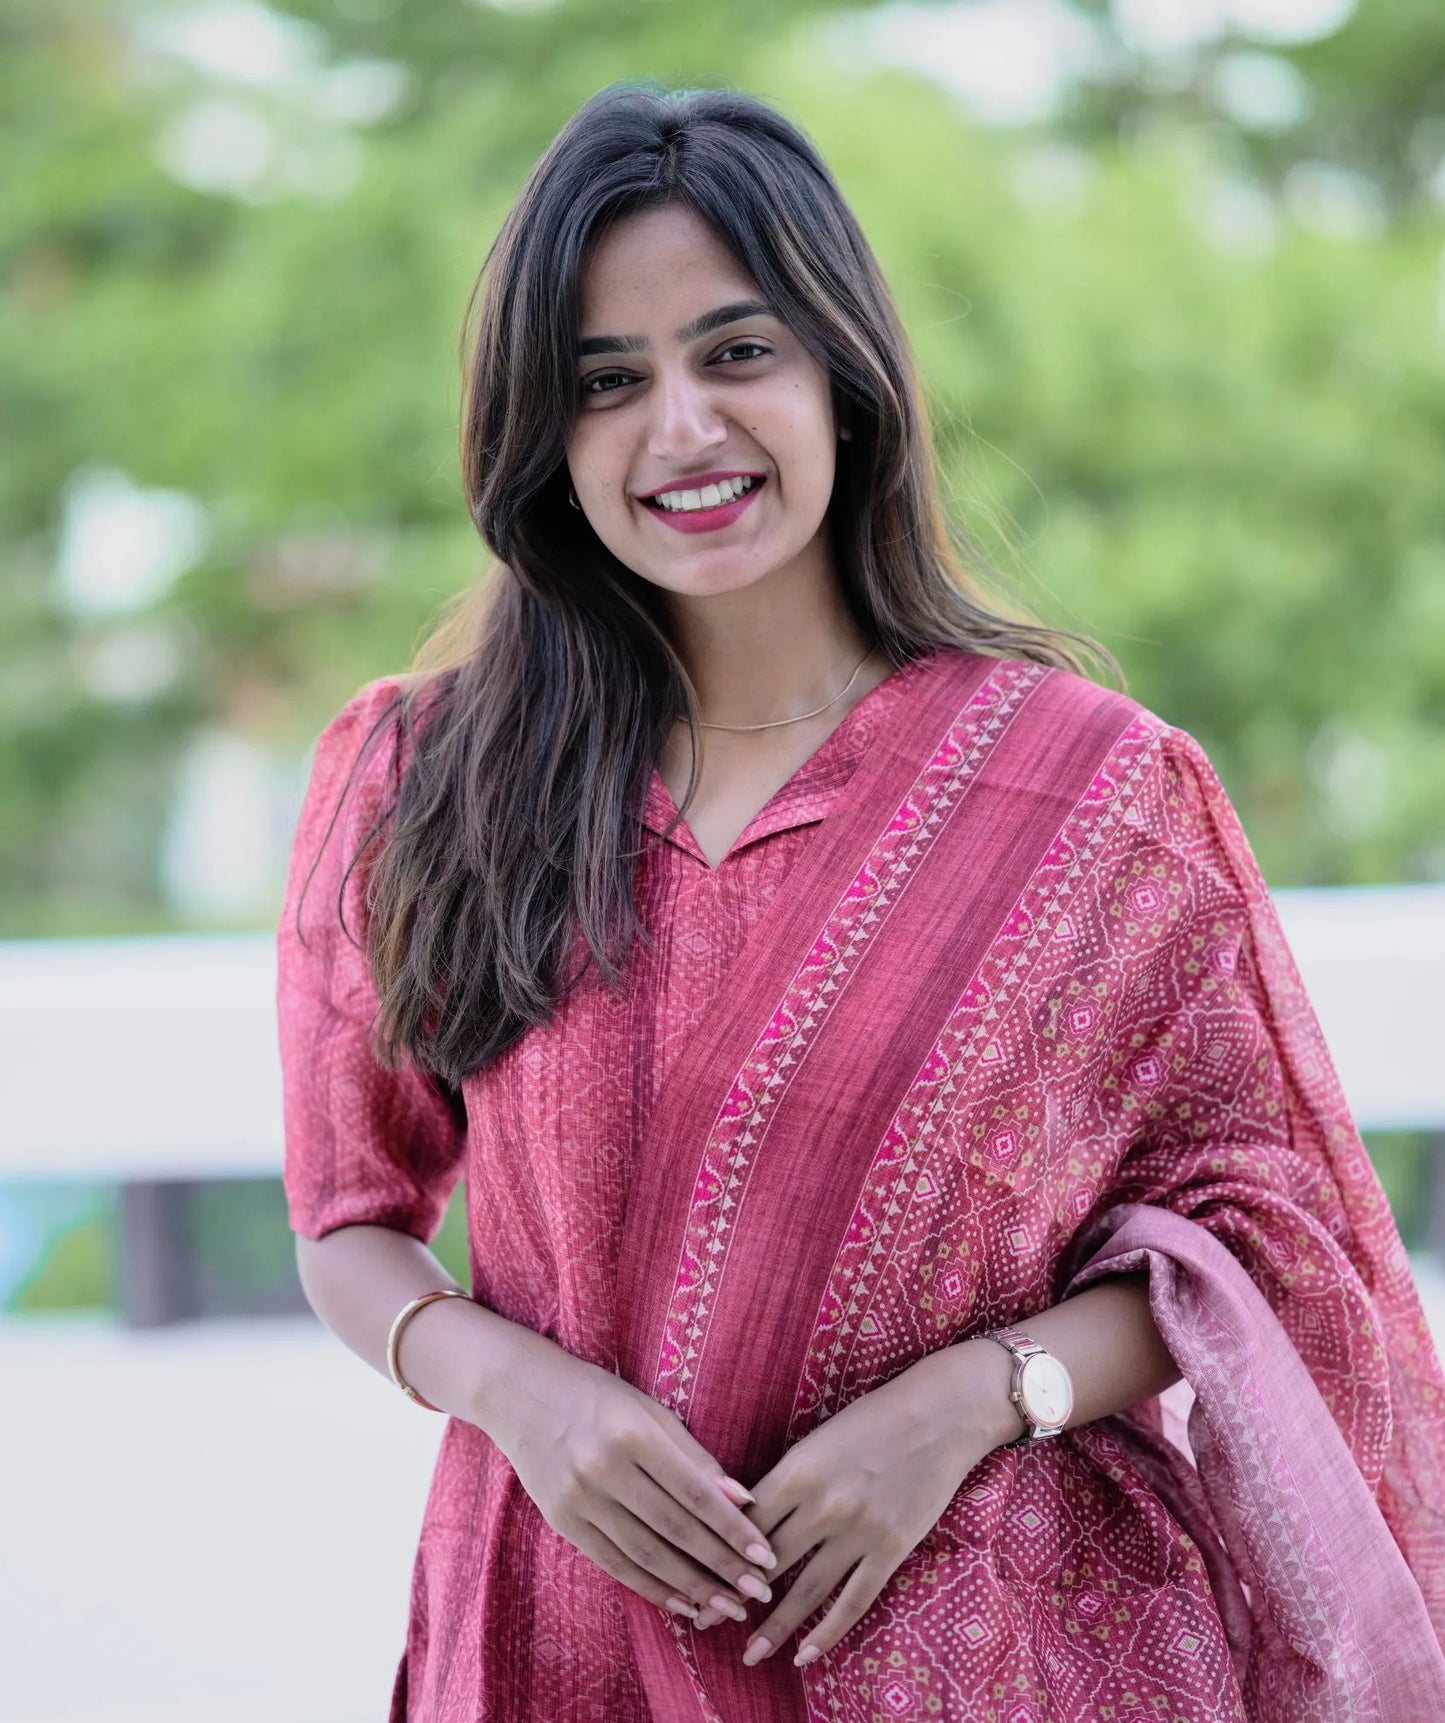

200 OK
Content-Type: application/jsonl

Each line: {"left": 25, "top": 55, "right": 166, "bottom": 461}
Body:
{"left": 916, "top": 1272, "right": 1181, "bottom": 1454}
{"left": 294, "top": 1223, "right": 555, "bottom": 1436}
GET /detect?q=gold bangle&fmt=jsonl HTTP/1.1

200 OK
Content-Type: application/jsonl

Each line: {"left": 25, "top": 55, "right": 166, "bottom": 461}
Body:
{"left": 386, "top": 1287, "right": 473, "bottom": 1412}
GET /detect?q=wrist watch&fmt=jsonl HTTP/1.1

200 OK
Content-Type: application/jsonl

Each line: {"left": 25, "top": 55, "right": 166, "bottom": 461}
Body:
{"left": 980, "top": 1327, "right": 1075, "bottom": 1447}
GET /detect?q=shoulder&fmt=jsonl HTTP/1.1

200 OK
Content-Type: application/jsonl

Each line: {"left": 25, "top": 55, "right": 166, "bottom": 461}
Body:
{"left": 895, "top": 651, "right": 1266, "bottom": 940}
{"left": 305, "top": 670, "right": 448, "bottom": 798}
{"left": 282, "top": 673, "right": 447, "bottom": 924}
{"left": 953, "top": 653, "right": 1245, "bottom": 848}
{"left": 937, "top": 650, "right": 1169, "bottom": 782}
{"left": 1026, "top": 657, "right": 1163, "bottom": 745}
{"left": 289, "top": 676, "right": 428, "bottom": 858}
{"left": 302, "top": 677, "right": 399, "bottom": 798}
{"left": 935, "top": 649, "right": 1150, "bottom": 735}
{"left": 978, "top": 655, "right": 1225, "bottom": 788}
{"left": 314, "top": 674, "right": 408, "bottom": 755}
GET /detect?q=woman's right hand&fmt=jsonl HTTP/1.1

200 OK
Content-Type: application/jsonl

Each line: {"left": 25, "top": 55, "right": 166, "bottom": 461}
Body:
{"left": 486, "top": 1333, "right": 777, "bottom": 1625}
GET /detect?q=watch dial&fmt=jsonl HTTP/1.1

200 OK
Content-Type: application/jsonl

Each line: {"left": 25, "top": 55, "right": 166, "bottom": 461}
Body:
{"left": 1021, "top": 1354, "right": 1073, "bottom": 1425}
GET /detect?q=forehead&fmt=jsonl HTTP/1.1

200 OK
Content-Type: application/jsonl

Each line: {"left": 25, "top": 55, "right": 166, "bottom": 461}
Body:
{"left": 578, "top": 204, "right": 761, "bottom": 324}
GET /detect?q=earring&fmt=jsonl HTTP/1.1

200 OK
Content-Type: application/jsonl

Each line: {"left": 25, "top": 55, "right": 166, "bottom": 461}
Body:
{"left": 568, "top": 486, "right": 580, "bottom": 509}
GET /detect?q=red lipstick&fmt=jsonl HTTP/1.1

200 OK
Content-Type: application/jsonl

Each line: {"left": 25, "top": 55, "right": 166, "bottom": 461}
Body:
{"left": 636, "top": 469, "right": 766, "bottom": 500}
{"left": 639, "top": 474, "right": 766, "bottom": 535}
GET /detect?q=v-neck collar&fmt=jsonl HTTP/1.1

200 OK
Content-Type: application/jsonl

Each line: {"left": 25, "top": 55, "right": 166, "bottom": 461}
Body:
{"left": 638, "top": 649, "right": 944, "bottom": 871}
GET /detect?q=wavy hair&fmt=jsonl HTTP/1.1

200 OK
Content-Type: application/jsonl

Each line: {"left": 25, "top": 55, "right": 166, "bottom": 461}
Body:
{"left": 316, "top": 79, "right": 1122, "bottom": 1087}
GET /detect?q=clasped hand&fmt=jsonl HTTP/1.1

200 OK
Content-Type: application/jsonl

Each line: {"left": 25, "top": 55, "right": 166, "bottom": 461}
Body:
{"left": 712, "top": 1343, "right": 1000, "bottom": 1667}
{"left": 490, "top": 1333, "right": 1001, "bottom": 1666}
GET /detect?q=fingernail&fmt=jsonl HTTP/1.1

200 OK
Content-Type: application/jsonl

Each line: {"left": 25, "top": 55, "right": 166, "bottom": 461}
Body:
{"left": 794, "top": 1642, "right": 821, "bottom": 1667}
{"left": 745, "top": 1542, "right": 776, "bottom": 1568}
{"left": 664, "top": 1596, "right": 697, "bottom": 1618}
{"left": 721, "top": 1476, "right": 756, "bottom": 1505}
{"left": 736, "top": 1574, "right": 771, "bottom": 1603}
{"left": 709, "top": 1593, "right": 748, "bottom": 1623}
{"left": 742, "top": 1636, "right": 772, "bottom": 1667}
{"left": 693, "top": 1606, "right": 720, "bottom": 1629}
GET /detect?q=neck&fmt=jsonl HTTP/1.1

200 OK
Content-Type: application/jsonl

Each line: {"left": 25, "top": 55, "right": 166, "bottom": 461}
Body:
{"left": 663, "top": 555, "right": 877, "bottom": 730}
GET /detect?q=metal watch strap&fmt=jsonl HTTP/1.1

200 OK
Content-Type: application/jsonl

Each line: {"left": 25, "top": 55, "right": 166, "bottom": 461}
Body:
{"left": 981, "top": 1326, "right": 1065, "bottom": 1447}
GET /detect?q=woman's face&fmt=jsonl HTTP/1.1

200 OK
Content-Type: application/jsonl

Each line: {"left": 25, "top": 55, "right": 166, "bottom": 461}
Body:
{"left": 566, "top": 202, "right": 842, "bottom": 603}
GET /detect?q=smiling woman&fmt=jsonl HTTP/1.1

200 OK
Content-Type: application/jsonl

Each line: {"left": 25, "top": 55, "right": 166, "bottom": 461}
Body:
{"left": 277, "top": 78, "right": 1445, "bottom": 1723}
{"left": 569, "top": 237, "right": 835, "bottom": 576}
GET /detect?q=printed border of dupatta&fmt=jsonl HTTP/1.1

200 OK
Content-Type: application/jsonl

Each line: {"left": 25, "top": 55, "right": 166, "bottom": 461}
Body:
{"left": 648, "top": 657, "right": 1058, "bottom": 1419}
{"left": 643, "top": 656, "right": 1053, "bottom": 1719}
{"left": 786, "top": 705, "right": 1171, "bottom": 1434}
{"left": 646, "top": 658, "right": 1176, "bottom": 1720}
{"left": 633, "top": 655, "right": 1445, "bottom": 1721}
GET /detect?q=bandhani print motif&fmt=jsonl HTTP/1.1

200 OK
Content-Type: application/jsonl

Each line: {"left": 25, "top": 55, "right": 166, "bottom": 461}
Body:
{"left": 629, "top": 660, "right": 1444, "bottom": 1720}
{"left": 791, "top": 711, "right": 1169, "bottom": 1435}
{"left": 278, "top": 647, "right": 1445, "bottom": 1721}
{"left": 785, "top": 718, "right": 1248, "bottom": 1719}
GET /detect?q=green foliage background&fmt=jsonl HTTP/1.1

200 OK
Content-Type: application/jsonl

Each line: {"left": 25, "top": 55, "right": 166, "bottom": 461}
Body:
{"left": 8, "top": 3, "right": 1445, "bottom": 944}
{"left": 4, "top": 0, "right": 1444, "bottom": 941}
{"left": 2, "top": 2, "right": 1443, "bottom": 1306}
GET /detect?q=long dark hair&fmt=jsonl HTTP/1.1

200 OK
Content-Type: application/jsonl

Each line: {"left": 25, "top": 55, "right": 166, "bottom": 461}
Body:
{"left": 319, "top": 79, "right": 1122, "bottom": 1088}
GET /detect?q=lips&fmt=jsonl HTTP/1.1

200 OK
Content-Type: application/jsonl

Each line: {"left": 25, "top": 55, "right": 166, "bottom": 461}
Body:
{"left": 637, "top": 469, "right": 766, "bottom": 502}
{"left": 642, "top": 475, "right": 766, "bottom": 535}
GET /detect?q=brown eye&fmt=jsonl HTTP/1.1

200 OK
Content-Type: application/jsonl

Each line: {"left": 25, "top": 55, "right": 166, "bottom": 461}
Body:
{"left": 581, "top": 371, "right": 633, "bottom": 397}
{"left": 716, "top": 341, "right": 769, "bottom": 363}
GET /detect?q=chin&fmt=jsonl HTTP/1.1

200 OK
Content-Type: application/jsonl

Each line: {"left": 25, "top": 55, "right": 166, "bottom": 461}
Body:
{"left": 625, "top": 535, "right": 770, "bottom": 580}
{"left": 650, "top": 565, "right": 771, "bottom": 601}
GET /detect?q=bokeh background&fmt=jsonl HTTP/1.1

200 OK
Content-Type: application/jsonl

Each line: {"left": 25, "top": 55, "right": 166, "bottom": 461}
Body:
{"left": 3, "top": 1, "right": 1444, "bottom": 1719}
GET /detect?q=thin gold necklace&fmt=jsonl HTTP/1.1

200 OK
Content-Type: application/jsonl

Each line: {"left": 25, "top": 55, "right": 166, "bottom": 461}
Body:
{"left": 675, "top": 645, "right": 878, "bottom": 732}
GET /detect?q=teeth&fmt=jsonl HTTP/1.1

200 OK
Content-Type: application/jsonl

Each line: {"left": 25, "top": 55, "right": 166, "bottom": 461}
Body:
{"left": 653, "top": 476, "right": 756, "bottom": 512}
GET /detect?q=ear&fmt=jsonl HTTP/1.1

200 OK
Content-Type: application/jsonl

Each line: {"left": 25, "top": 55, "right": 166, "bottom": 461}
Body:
{"left": 830, "top": 382, "right": 854, "bottom": 443}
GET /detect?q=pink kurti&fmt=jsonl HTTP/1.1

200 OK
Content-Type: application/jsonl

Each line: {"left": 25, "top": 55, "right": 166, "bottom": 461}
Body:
{"left": 278, "top": 649, "right": 1445, "bottom": 1722}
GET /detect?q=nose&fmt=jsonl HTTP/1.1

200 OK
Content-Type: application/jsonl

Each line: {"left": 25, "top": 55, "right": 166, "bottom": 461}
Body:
{"left": 646, "top": 362, "right": 728, "bottom": 463}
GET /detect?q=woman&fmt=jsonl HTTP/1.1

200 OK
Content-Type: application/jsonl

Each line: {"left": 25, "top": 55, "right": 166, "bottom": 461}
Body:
{"left": 278, "top": 82, "right": 1445, "bottom": 1721}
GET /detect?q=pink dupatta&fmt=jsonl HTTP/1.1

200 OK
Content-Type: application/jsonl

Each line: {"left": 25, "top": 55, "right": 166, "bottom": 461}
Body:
{"left": 611, "top": 648, "right": 1445, "bottom": 1721}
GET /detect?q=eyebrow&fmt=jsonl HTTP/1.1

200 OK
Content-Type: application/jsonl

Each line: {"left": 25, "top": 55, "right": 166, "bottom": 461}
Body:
{"left": 578, "top": 298, "right": 774, "bottom": 359}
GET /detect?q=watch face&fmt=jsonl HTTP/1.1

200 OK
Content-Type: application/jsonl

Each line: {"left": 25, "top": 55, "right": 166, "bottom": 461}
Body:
{"left": 1020, "top": 1353, "right": 1073, "bottom": 1426}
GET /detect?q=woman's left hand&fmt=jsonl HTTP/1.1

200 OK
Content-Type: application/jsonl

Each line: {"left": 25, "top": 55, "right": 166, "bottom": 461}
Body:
{"left": 709, "top": 1340, "right": 1014, "bottom": 1666}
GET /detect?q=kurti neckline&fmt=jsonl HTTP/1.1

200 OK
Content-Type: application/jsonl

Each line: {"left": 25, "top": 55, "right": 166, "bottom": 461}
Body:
{"left": 639, "top": 647, "right": 945, "bottom": 871}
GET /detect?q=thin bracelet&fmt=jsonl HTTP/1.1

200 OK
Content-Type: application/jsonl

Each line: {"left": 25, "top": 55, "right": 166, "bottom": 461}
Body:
{"left": 386, "top": 1287, "right": 473, "bottom": 1412}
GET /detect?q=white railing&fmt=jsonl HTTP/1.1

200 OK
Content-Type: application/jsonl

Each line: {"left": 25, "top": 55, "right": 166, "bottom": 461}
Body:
{"left": 2, "top": 885, "right": 1443, "bottom": 1179}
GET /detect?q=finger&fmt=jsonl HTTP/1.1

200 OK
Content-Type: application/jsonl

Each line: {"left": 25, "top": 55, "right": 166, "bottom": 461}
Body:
{"left": 734, "top": 1455, "right": 808, "bottom": 1542}
{"left": 621, "top": 1470, "right": 775, "bottom": 1603}
{"left": 637, "top": 1435, "right": 777, "bottom": 1572}
{"left": 641, "top": 1409, "right": 777, "bottom": 1553}
{"left": 776, "top": 1555, "right": 888, "bottom": 1665}
{"left": 746, "top": 1500, "right": 807, "bottom": 1558}
{"left": 591, "top": 1496, "right": 757, "bottom": 1623}
{"left": 569, "top": 1518, "right": 703, "bottom": 1621}
{"left": 717, "top": 1476, "right": 756, "bottom": 1508}
{"left": 728, "top": 1495, "right": 815, "bottom": 1591}
{"left": 740, "top": 1544, "right": 859, "bottom": 1667}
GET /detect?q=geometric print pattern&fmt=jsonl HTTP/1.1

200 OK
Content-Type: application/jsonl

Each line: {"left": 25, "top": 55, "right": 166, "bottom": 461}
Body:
{"left": 278, "top": 652, "right": 1445, "bottom": 1720}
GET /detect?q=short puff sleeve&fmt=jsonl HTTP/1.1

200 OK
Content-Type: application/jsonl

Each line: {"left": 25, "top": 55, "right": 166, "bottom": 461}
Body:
{"left": 277, "top": 677, "right": 466, "bottom": 1244}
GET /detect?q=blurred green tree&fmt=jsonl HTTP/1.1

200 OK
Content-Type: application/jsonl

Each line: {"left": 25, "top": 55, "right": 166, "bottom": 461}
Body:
{"left": 1, "top": 0, "right": 1442, "bottom": 941}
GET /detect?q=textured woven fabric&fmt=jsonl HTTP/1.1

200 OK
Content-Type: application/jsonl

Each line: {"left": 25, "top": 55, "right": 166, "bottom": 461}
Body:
{"left": 278, "top": 647, "right": 1445, "bottom": 1721}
